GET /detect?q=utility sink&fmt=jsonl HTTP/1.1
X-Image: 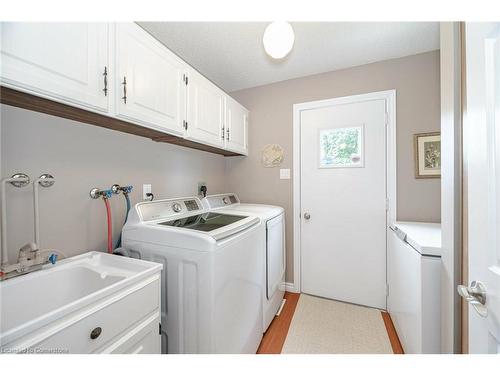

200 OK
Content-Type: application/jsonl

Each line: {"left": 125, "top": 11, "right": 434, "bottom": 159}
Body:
{"left": 0, "top": 251, "right": 162, "bottom": 347}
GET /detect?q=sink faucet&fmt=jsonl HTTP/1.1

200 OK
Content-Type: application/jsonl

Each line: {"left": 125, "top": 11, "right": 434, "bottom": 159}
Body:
{"left": 0, "top": 242, "right": 58, "bottom": 281}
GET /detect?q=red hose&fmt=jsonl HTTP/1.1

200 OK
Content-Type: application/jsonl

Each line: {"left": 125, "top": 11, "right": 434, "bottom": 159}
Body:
{"left": 103, "top": 198, "right": 113, "bottom": 253}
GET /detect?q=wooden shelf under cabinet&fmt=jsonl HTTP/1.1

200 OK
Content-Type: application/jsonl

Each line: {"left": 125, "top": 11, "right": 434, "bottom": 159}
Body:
{"left": 0, "top": 86, "right": 242, "bottom": 157}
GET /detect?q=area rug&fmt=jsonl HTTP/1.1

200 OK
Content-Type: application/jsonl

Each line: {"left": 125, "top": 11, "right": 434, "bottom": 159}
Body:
{"left": 281, "top": 294, "right": 393, "bottom": 354}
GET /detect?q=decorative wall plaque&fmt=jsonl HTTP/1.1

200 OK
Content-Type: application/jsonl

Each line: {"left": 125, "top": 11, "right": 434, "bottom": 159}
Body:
{"left": 262, "top": 144, "right": 284, "bottom": 168}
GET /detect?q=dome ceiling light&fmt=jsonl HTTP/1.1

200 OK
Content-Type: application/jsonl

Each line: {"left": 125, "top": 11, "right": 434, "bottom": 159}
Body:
{"left": 262, "top": 21, "right": 295, "bottom": 59}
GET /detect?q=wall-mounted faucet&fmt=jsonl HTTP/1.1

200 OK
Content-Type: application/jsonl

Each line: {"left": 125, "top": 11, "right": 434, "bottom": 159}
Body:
{"left": 1, "top": 172, "right": 58, "bottom": 280}
{"left": 111, "top": 184, "right": 133, "bottom": 195}
{"left": 0, "top": 242, "right": 58, "bottom": 281}
{"left": 89, "top": 188, "right": 113, "bottom": 199}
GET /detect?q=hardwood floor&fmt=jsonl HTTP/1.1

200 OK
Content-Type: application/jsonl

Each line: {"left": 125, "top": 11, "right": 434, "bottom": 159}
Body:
{"left": 257, "top": 292, "right": 404, "bottom": 354}
{"left": 257, "top": 292, "right": 300, "bottom": 354}
{"left": 381, "top": 311, "right": 405, "bottom": 354}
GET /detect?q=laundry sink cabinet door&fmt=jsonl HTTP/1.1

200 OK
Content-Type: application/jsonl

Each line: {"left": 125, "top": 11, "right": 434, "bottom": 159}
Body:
{"left": 186, "top": 69, "right": 225, "bottom": 148}
{"left": 0, "top": 23, "right": 109, "bottom": 112}
{"left": 114, "top": 23, "right": 186, "bottom": 136}
{"left": 225, "top": 96, "right": 249, "bottom": 155}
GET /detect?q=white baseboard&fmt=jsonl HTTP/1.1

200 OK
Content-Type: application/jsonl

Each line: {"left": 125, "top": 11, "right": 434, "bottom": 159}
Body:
{"left": 284, "top": 282, "right": 300, "bottom": 294}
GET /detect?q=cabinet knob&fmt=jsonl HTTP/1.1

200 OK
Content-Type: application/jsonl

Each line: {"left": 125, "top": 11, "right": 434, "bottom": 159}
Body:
{"left": 90, "top": 327, "right": 102, "bottom": 340}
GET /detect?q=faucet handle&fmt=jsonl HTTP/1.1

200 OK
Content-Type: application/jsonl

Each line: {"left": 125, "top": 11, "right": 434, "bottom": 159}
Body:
{"left": 48, "top": 254, "right": 58, "bottom": 265}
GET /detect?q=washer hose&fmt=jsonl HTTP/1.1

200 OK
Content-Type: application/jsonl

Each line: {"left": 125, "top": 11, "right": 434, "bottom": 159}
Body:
{"left": 103, "top": 197, "right": 113, "bottom": 253}
{"left": 114, "top": 192, "right": 131, "bottom": 249}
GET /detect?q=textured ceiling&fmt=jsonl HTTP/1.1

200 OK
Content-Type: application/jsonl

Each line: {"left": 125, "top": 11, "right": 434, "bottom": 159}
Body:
{"left": 138, "top": 22, "right": 440, "bottom": 92}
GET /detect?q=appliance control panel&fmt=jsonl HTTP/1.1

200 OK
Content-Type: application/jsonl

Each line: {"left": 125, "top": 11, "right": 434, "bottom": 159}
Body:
{"left": 184, "top": 200, "right": 200, "bottom": 211}
{"left": 137, "top": 197, "right": 203, "bottom": 221}
{"left": 204, "top": 194, "right": 240, "bottom": 209}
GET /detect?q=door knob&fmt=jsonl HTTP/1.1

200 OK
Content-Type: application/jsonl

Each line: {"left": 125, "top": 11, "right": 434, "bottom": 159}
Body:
{"left": 457, "top": 280, "right": 487, "bottom": 317}
{"left": 303, "top": 213, "right": 311, "bottom": 220}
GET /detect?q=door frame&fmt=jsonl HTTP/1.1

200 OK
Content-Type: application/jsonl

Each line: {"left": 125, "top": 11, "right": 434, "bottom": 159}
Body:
{"left": 290, "top": 90, "right": 397, "bottom": 294}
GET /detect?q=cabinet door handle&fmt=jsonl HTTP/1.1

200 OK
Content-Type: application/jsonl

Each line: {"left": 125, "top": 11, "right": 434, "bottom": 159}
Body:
{"left": 226, "top": 128, "right": 230, "bottom": 141}
{"left": 121, "top": 76, "right": 127, "bottom": 104}
{"left": 221, "top": 126, "right": 225, "bottom": 140}
{"left": 102, "top": 67, "right": 108, "bottom": 96}
{"left": 90, "top": 327, "right": 102, "bottom": 340}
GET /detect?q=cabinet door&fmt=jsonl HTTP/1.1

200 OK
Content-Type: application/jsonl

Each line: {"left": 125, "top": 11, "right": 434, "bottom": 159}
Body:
{"left": 225, "top": 96, "right": 249, "bottom": 155}
{"left": 186, "top": 70, "right": 225, "bottom": 148}
{"left": 0, "top": 22, "right": 109, "bottom": 112}
{"left": 115, "top": 23, "right": 185, "bottom": 136}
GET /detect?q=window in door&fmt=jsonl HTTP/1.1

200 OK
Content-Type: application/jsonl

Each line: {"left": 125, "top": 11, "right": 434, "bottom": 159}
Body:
{"left": 319, "top": 125, "right": 364, "bottom": 168}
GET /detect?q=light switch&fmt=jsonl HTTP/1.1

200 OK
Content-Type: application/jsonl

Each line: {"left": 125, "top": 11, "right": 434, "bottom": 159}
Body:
{"left": 280, "top": 169, "right": 291, "bottom": 180}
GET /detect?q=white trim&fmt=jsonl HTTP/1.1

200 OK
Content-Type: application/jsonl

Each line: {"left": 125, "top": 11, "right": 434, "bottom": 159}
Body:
{"left": 284, "top": 282, "right": 300, "bottom": 293}
{"left": 439, "top": 22, "right": 462, "bottom": 354}
{"left": 292, "top": 90, "right": 397, "bottom": 294}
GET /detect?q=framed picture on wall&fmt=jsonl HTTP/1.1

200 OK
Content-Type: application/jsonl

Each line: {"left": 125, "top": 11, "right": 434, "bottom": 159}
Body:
{"left": 414, "top": 132, "right": 441, "bottom": 179}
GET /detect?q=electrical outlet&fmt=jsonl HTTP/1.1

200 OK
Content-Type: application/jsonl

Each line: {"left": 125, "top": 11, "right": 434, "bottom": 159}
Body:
{"left": 143, "top": 184, "right": 152, "bottom": 200}
{"left": 197, "top": 182, "right": 207, "bottom": 196}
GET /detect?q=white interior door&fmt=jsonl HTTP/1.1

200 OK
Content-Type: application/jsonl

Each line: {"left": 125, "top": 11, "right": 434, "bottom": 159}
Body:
{"left": 300, "top": 97, "right": 388, "bottom": 309}
{"left": 463, "top": 22, "right": 500, "bottom": 354}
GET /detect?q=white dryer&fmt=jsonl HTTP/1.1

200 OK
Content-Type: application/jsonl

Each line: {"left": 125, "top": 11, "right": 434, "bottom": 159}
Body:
{"left": 202, "top": 193, "right": 285, "bottom": 332}
{"left": 121, "top": 196, "right": 264, "bottom": 354}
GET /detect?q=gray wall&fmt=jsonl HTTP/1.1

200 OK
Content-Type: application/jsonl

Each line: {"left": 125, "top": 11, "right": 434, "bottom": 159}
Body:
{"left": 1, "top": 105, "right": 227, "bottom": 262}
{"left": 226, "top": 51, "right": 441, "bottom": 283}
{"left": 1, "top": 51, "right": 441, "bottom": 285}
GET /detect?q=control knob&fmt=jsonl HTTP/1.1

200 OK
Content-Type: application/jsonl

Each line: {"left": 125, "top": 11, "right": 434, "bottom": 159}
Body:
{"left": 172, "top": 202, "right": 182, "bottom": 213}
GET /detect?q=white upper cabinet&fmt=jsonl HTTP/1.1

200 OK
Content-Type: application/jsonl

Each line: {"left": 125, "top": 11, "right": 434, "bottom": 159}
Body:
{"left": 0, "top": 22, "right": 249, "bottom": 155}
{"left": 225, "top": 96, "right": 249, "bottom": 155}
{"left": 114, "top": 23, "right": 186, "bottom": 136}
{"left": 0, "top": 22, "right": 109, "bottom": 112}
{"left": 185, "top": 69, "right": 225, "bottom": 148}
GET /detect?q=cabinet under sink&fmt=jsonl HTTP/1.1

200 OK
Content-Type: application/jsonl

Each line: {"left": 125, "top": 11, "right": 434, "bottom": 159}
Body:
{"left": 0, "top": 251, "right": 162, "bottom": 354}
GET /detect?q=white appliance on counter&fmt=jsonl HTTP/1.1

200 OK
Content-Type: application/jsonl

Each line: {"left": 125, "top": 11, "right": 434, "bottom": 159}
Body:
{"left": 121, "top": 196, "right": 264, "bottom": 354}
{"left": 0, "top": 252, "right": 162, "bottom": 354}
{"left": 387, "top": 221, "right": 442, "bottom": 354}
{"left": 202, "top": 193, "right": 285, "bottom": 332}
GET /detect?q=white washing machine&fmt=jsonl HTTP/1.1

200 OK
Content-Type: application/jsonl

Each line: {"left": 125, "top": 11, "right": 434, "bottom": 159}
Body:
{"left": 121, "top": 196, "right": 264, "bottom": 354}
{"left": 202, "top": 193, "right": 286, "bottom": 332}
